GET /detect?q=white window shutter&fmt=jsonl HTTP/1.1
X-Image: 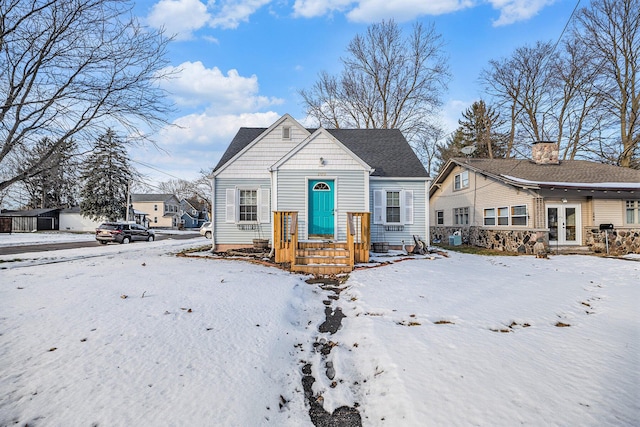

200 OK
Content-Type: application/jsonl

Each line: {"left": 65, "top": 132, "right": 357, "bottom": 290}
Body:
{"left": 259, "top": 188, "right": 270, "bottom": 223}
{"left": 225, "top": 188, "right": 236, "bottom": 223}
{"left": 373, "top": 190, "right": 384, "bottom": 224}
{"left": 402, "top": 190, "right": 414, "bottom": 225}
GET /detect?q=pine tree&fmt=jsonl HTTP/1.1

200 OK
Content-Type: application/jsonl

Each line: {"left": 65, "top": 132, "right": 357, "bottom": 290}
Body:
{"left": 458, "top": 100, "right": 507, "bottom": 159}
{"left": 23, "top": 137, "right": 79, "bottom": 209}
{"left": 79, "top": 130, "right": 135, "bottom": 221}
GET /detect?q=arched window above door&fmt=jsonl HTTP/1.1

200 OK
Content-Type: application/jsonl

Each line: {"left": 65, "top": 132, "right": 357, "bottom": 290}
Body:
{"left": 313, "top": 182, "right": 330, "bottom": 191}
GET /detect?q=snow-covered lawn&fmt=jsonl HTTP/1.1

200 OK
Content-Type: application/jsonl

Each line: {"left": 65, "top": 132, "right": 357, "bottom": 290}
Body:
{"left": 1, "top": 235, "right": 638, "bottom": 426}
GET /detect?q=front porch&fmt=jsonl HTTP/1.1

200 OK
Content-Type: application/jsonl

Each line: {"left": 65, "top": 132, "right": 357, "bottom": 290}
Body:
{"left": 273, "top": 211, "right": 370, "bottom": 275}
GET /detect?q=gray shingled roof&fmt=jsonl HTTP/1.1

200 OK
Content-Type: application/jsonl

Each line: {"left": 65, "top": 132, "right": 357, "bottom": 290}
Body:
{"left": 213, "top": 127, "right": 429, "bottom": 178}
{"left": 131, "top": 194, "right": 177, "bottom": 203}
{"left": 437, "top": 157, "right": 640, "bottom": 192}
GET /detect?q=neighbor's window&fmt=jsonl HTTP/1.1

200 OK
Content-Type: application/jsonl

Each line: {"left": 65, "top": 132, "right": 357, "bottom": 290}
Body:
{"left": 454, "top": 170, "right": 469, "bottom": 191}
{"left": 511, "top": 205, "right": 527, "bottom": 226}
{"left": 386, "top": 191, "right": 401, "bottom": 223}
{"left": 436, "top": 210, "right": 444, "bottom": 225}
{"left": 454, "top": 207, "right": 469, "bottom": 225}
{"left": 627, "top": 200, "right": 640, "bottom": 224}
{"left": 497, "top": 207, "right": 509, "bottom": 225}
{"left": 282, "top": 126, "right": 291, "bottom": 140}
{"left": 484, "top": 208, "right": 496, "bottom": 226}
{"left": 239, "top": 189, "right": 258, "bottom": 222}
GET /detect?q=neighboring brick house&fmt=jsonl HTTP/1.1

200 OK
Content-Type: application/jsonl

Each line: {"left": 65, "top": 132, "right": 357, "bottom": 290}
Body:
{"left": 430, "top": 142, "right": 640, "bottom": 255}
{"left": 131, "top": 194, "right": 181, "bottom": 229}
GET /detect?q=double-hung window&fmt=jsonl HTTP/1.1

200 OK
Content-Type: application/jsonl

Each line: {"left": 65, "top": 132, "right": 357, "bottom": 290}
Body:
{"left": 386, "top": 191, "right": 401, "bottom": 223}
{"left": 627, "top": 200, "right": 640, "bottom": 224}
{"left": 225, "top": 188, "right": 270, "bottom": 224}
{"left": 511, "top": 205, "right": 527, "bottom": 226}
{"left": 484, "top": 208, "right": 496, "bottom": 225}
{"left": 497, "top": 207, "right": 509, "bottom": 225}
{"left": 436, "top": 210, "right": 444, "bottom": 225}
{"left": 373, "top": 189, "right": 414, "bottom": 225}
{"left": 454, "top": 170, "right": 469, "bottom": 191}
{"left": 239, "top": 190, "right": 258, "bottom": 222}
{"left": 454, "top": 207, "right": 469, "bottom": 225}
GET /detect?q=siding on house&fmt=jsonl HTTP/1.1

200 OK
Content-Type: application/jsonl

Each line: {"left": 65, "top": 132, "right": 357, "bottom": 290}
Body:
{"left": 277, "top": 132, "right": 366, "bottom": 170}
{"left": 431, "top": 165, "right": 535, "bottom": 227}
{"left": 216, "top": 119, "right": 309, "bottom": 179}
{"left": 276, "top": 169, "right": 366, "bottom": 241}
{"left": 593, "top": 199, "right": 624, "bottom": 225}
{"left": 370, "top": 178, "right": 428, "bottom": 245}
{"left": 214, "top": 178, "right": 272, "bottom": 245}
{"left": 133, "top": 201, "right": 173, "bottom": 228}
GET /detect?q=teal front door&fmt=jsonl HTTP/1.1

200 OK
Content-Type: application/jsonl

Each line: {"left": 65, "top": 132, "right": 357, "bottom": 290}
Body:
{"left": 308, "top": 180, "right": 334, "bottom": 237}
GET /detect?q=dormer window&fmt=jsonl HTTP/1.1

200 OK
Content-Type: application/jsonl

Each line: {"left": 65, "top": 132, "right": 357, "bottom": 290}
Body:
{"left": 282, "top": 126, "right": 291, "bottom": 140}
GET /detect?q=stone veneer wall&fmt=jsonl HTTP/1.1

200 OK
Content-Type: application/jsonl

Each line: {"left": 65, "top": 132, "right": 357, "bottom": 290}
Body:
{"left": 585, "top": 227, "right": 640, "bottom": 255}
{"left": 431, "top": 226, "right": 549, "bottom": 254}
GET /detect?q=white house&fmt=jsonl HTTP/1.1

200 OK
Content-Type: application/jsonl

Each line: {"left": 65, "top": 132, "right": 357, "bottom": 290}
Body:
{"left": 210, "top": 114, "right": 431, "bottom": 273}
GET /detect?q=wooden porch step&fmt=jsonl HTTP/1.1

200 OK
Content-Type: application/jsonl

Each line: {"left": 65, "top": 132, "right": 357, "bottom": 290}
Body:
{"left": 293, "top": 241, "right": 352, "bottom": 274}
{"left": 298, "top": 241, "right": 348, "bottom": 250}
{"left": 291, "top": 264, "right": 353, "bottom": 275}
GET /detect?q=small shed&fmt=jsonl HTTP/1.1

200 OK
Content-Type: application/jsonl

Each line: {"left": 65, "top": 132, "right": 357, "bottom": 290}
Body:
{"left": 0, "top": 208, "right": 60, "bottom": 232}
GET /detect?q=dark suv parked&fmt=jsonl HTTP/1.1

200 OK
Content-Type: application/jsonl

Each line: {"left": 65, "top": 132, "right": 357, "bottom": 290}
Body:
{"left": 96, "top": 222, "right": 155, "bottom": 244}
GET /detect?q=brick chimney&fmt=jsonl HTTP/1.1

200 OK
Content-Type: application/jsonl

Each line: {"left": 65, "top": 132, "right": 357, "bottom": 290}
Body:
{"left": 532, "top": 141, "right": 559, "bottom": 165}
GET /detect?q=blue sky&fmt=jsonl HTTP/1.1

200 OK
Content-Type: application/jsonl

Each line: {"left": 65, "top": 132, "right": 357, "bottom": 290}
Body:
{"left": 130, "top": 0, "right": 584, "bottom": 186}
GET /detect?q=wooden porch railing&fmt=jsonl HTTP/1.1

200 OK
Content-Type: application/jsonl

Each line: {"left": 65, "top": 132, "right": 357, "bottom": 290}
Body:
{"left": 273, "top": 211, "right": 298, "bottom": 265}
{"left": 274, "top": 211, "right": 370, "bottom": 271}
{"left": 347, "top": 212, "right": 370, "bottom": 264}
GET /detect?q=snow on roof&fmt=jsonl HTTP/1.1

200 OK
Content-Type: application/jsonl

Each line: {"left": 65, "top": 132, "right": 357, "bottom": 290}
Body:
{"left": 502, "top": 174, "right": 640, "bottom": 189}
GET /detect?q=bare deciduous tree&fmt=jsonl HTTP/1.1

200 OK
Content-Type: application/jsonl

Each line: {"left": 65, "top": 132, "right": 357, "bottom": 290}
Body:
{"left": 299, "top": 20, "right": 450, "bottom": 144}
{"left": 0, "top": 0, "right": 173, "bottom": 192}
{"left": 574, "top": 0, "right": 639, "bottom": 167}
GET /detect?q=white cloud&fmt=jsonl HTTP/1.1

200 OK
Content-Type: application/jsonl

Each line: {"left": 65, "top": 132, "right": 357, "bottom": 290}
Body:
{"left": 136, "top": 112, "right": 281, "bottom": 182}
{"left": 293, "top": 0, "right": 352, "bottom": 18}
{"left": 208, "top": 0, "right": 273, "bottom": 29}
{"left": 440, "top": 98, "right": 472, "bottom": 134}
{"left": 489, "top": 0, "right": 556, "bottom": 27}
{"left": 293, "top": 0, "right": 472, "bottom": 21}
{"left": 159, "top": 61, "right": 284, "bottom": 114}
{"left": 347, "top": 0, "right": 472, "bottom": 22}
{"left": 146, "top": 0, "right": 210, "bottom": 40}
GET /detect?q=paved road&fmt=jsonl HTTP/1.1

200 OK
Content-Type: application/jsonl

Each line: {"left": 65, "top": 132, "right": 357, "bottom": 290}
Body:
{"left": 0, "top": 233, "right": 204, "bottom": 256}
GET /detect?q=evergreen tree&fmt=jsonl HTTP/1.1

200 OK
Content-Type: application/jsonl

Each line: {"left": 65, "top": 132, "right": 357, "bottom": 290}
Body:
{"left": 458, "top": 100, "right": 507, "bottom": 159}
{"left": 79, "top": 130, "right": 135, "bottom": 221}
{"left": 23, "top": 137, "right": 79, "bottom": 209}
{"left": 435, "top": 128, "right": 466, "bottom": 170}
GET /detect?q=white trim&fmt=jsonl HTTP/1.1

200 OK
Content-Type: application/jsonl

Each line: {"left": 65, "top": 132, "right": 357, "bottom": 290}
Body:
{"left": 306, "top": 176, "right": 338, "bottom": 239}
{"left": 271, "top": 128, "right": 374, "bottom": 173}
{"left": 213, "top": 114, "right": 310, "bottom": 177}
{"left": 546, "top": 203, "right": 582, "bottom": 245}
{"left": 210, "top": 177, "right": 215, "bottom": 246}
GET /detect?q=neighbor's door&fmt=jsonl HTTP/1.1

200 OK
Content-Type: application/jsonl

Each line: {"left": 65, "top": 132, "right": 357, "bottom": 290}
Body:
{"left": 547, "top": 204, "right": 581, "bottom": 245}
{"left": 308, "top": 180, "right": 335, "bottom": 238}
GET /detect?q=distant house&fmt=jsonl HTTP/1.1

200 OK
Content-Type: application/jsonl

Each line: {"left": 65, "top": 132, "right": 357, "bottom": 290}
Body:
{"left": 131, "top": 194, "right": 181, "bottom": 229}
{"left": 429, "top": 142, "right": 640, "bottom": 255}
{"left": 180, "top": 198, "right": 209, "bottom": 229}
{"left": 0, "top": 208, "right": 60, "bottom": 232}
{"left": 210, "top": 114, "right": 431, "bottom": 273}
